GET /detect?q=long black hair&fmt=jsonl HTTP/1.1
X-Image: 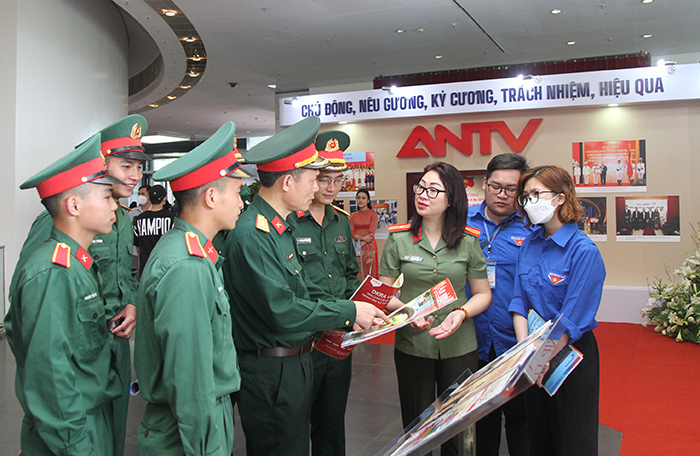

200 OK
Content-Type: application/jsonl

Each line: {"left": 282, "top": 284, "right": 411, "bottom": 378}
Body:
{"left": 410, "top": 162, "right": 468, "bottom": 249}
{"left": 356, "top": 188, "right": 372, "bottom": 209}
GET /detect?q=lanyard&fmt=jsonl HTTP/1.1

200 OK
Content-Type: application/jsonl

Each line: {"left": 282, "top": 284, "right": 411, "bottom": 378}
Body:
{"left": 480, "top": 217, "right": 515, "bottom": 257}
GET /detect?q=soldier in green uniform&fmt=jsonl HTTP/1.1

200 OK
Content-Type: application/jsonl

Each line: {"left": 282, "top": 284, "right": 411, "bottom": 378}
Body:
{"left": 9, "top": 114, "right": 151, "bottom": 456}
{"left": 134, "top": 121, "right": 248, "bottom": 455}
{"left": 221, "top": 116, "right": 389, "bottom": 456}
{"left": 5, "top": 134, "right": 123, "bottom": 455}
{"left": 290, "top": 130, "right": 360, "bottom": 456}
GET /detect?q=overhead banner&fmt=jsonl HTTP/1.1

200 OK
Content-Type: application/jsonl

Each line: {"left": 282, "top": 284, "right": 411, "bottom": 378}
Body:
{"left": 279, "top": 64, "right": 700, "bottom": 126}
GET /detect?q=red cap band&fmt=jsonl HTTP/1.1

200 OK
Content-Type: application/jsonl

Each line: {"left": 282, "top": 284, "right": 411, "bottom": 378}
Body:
{"left": 170, "top": 151, "right": 241, "bottom": 191}
{"left": 36, "top": 157, "right": 108, "bottom": 199}
{"left": 257, "top": 143, "right": 319, "bottom": 172}
{"left": 319, "top": 149, "right": 345, "bottom": 164}
{"left": 102, "top": 136, "right": 144, "bottom": 156}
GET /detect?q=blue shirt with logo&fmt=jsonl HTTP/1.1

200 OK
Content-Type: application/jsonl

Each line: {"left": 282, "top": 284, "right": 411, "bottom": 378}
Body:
{"left": 508, "top": 222, "right": 606, "bottom": 343}
{"left": 467, "top": 202, "right": 532, "bottom": 360}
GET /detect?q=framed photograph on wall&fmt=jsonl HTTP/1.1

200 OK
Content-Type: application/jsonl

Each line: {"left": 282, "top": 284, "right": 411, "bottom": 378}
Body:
{"left": 615, "top": 196, "right": 680, "bottom": 242}
{"left": 578, "top": 197, "right": 607, "bottom": 242}
{"left": 573, "top": 140, "right": 647, "bottom": 193}
{"left": 406, "top": 170, "right": 486, "bottom": 224}
{"left": 338, "top": 151, "right": 375, "bottom": 197}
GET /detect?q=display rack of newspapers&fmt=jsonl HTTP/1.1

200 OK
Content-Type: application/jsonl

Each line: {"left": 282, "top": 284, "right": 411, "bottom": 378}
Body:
{"left": 375, "top": 317, "right": 565, "bottom": 456}
{"left": 340, "top": 277, "right": 459, "bottom": 349}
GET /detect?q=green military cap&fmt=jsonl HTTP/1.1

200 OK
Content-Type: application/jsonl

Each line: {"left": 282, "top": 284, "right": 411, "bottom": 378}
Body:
{"left": 315, "top": 130, "right": 350, "bottom": 171}
{"left": 154, "top": 121, "right": 251, "bottom": 191}
{"left": 21, "top": 133, "right": 123, "bottom": 199}
{"left": 95, "top": 114, "right": 152, "bottom": 161}
{"left": 245, "top": 116, "right": 329, "bottom": 172}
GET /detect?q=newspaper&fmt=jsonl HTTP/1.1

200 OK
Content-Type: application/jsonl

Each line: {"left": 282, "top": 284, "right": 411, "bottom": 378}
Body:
{"left": 341, "top": 278, "right": 458, "bottom": 348}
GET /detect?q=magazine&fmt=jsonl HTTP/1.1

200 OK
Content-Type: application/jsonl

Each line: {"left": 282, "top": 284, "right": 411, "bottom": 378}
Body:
{"left": 341, "top": 278, "right": 458, "bottom": 348}
{"left": 527, "top": 309, "right": 583, "bottom": 396}
{"left": 314, "top": 275, "right": 403, "bottom": 359}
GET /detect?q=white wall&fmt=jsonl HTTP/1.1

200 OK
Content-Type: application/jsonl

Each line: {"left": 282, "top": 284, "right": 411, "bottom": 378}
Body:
{"left": 2, "top": 0, "right": 129, "bottom": 314}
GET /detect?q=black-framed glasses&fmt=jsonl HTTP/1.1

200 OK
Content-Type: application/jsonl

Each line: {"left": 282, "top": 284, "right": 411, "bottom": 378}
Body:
{"left": 486, "top": 182, "right": 517, "bottom": 198}
{"left": 317, "top": 176, "right": 346, "bottom": 188}
{"left": 518, "top": 191, "right": 560, "bottom": 206}
{"left": 413, "top": 183, "right": 446, "bottom": 199}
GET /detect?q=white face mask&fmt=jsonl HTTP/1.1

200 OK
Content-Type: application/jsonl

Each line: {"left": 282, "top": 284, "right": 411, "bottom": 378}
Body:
{"left": 524, "top": 195, "right": 559, "bottom": 225}
{"left": 137, "top": 195, "right": 148, "bottom": 206}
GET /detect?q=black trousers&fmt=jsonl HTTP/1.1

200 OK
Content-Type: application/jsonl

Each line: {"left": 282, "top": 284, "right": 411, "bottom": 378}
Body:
{"left": 523, "top": 330, "right": 600, "bottom": 456}
{"left": 475, "top": 346, "right": 530, "bottom": 456}
{"left": 394, "top": 348, "right": 478, "bottom": 456}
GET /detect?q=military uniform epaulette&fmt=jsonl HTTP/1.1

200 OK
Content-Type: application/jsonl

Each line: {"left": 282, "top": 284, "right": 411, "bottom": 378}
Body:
{"left": 388, "top": 223, "right": 411, "bottom": 233}
{"left": 255, "top": 214, "right": 270, "bottom": 233}
{"left": 51, "top": 243, "right": 71, "bottom": 268}
{"left": 185, "top": 232, "right": 207, "bottom": 258}
{"left": 464, "top": 225, "right": 481, "bottom": 237}
{"left": 332, "top": 205, "right": 350, "bottom": 218}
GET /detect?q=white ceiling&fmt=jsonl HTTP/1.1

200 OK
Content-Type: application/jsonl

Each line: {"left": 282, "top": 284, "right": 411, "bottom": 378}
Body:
{"left": 126, "top": 0, "right": 700, "bottom": 140}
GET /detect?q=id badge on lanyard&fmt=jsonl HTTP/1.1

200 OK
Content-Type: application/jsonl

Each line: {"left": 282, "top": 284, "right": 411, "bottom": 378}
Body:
{"left": 486, "top": 257, "right": 497, "bottom": 289}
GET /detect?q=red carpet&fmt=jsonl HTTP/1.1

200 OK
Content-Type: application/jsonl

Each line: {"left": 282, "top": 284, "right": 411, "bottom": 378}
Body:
{"left": 596, "top": 322, "right": 700, "bottom": 454}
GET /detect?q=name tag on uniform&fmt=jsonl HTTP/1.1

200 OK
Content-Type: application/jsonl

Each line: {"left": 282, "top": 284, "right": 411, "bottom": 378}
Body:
{"left": 92, "top": 239, "right": 103, "bottom": 244}
{"left": 287, "top": 252, "right": 294, "bottom": 261}
{"left": 402, "top": 255, "right": 423, "bottom": 262}
{"left": 84, "top": 292, "right": 97, "bottom": 301}
{"left": 296, "top": 237, "right": 312, "bottom": 244}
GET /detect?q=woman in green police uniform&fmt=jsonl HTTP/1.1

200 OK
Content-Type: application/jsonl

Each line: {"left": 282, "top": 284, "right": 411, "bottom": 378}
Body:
{"left": 379, "top": 162, "right": 492, "bottom": 456}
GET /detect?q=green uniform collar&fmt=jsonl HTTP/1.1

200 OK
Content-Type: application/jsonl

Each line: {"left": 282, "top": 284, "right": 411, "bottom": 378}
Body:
{"left": 50, "top": 226, "right": 97, "bottom": 271}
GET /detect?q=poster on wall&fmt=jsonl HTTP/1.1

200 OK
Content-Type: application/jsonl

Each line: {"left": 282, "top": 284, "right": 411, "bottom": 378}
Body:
{"left": 615, "top": 196, "right": 680, "bottom": 242}
{"left": 339, "top": 151, "right": 375, "bottom": 198}
{"left": 406, "top": 171, "right": 486, "bottom": 223}
{"left": 349, "top": 199, "right": 398, "bottom": 240}
{"left": 572, "top": 140, "right": 647, "bottom": 193}
{"left": 578, "top": 197, "right": 607, "bottom": 242}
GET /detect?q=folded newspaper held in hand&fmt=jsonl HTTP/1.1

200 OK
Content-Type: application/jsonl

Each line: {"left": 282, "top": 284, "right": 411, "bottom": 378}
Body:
{"left": 314, "top": 274, "right": 404, "bottom": 359}
{"left": 340, "top": 278, "right": 458, "bottom": 349}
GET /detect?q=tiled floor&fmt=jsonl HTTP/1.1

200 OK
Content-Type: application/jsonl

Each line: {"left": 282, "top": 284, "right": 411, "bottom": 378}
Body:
{"left": 0, "top": 335, "right": 620, "bottom": 456}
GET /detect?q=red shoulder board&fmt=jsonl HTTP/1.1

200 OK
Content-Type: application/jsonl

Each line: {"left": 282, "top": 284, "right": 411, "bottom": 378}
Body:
{"left": 51, "top": 243, "right": 71, "bottom": 268}
{"left": 184, "top": 232, "right": 206, "bottom": 258}
{"left": 388, "top": 223, "right": 411, "bottom": 233}
{"left": 464, "top": 225, "right": 481, "bottom": 237}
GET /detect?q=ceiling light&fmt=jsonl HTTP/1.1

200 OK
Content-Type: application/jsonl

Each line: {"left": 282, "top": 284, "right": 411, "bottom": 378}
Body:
{"left": 551, "top": 9, "right": 562, "bottom": 14}
{"left": 416, "top": 28, "right": 424, "bottom": 33}
{"left": 181, "top": 37, "right": 198, "bottom": 42}
{"left": 516, "top": 74, "right": 524, "bottom": 81}
{"left": 142, "top": 133, "right": 190, "bottom": 144}
{"left": 642, "top": 0, "right": 653, "bottom": 4}
{"left": 179, "top": 85, "right": 191, "bottom": 89}
{"left": 188, "top": 71, "right": 200, "bottom": 77}
{"left": 435, "top": 55, "right": 443, "bottom": 59}
{"left": 382, "top": 86, "right": 398, "bottom": 95}
{"left": 642, "top": 34, "right": 652, "bottom": 38}
{"left": 284, "top": 97, "right": 300, "bottom": 107}
{"left": 167, "top": 96, "right": 177, "bottom": 100}
{"left": 338, "top": 121, "right": 348, "bottom": 125}
{"left": 190, "top": 54, "right": 205, "bottom": 61}
{"left": 162, "top": 9, "right": 178, "bottom": 16}
{"left": 148, "top": 104, "right": 159, "bottom": 108}
{"left": 608, "top": 103, "right": 619, "bottom": 107}
{"left": 567, "top": 41, "right": 576, "bottom": 45}
{"left": 267, "top": 84, "right": 277, "bottom": 89}
{"left": 396, "top": 29, "right": 405, "bottom": 34}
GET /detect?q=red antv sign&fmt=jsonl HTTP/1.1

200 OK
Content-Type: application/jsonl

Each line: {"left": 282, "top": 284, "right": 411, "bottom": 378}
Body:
{"left": 397, "top": 118, "right": 543, "bottom": 157}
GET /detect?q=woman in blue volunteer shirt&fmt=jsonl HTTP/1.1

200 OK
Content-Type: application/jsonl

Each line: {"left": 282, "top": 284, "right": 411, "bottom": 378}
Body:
{"left": 509, "top": 165, "right": 606, "bottom": 456}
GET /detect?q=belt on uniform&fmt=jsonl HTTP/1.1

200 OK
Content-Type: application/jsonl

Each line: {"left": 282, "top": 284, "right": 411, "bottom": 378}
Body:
{"left": 243, "top": 341, "right": 314, "bottom": 357}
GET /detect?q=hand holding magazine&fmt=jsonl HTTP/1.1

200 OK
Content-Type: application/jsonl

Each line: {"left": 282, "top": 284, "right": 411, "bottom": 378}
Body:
{"left": 341, "top": 278, "right": 458, "bottom": 348}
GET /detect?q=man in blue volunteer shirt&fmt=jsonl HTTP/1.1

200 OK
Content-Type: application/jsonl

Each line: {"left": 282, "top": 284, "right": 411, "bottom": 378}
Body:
{"left": 467, "top": 153, "right": 532, "bottom": 456}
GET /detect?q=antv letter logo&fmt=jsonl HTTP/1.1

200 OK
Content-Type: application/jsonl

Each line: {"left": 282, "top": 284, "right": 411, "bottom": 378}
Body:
{"left": 397, "top": 118, "right": 543, "bottom": 158}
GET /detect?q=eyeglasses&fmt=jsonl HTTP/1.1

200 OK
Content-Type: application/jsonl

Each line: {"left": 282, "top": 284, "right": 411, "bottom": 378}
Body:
{"left": 486, "top": 183, "right": 517, "bottom": 198}
{"left": 413, "top": 183, "right": 446, "bottom": 199}
{"left": 317, "top": 176, "right": 346, "bottom": 188}
{"left": 518, "top": 191, "right": 560, "bottom": 206}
